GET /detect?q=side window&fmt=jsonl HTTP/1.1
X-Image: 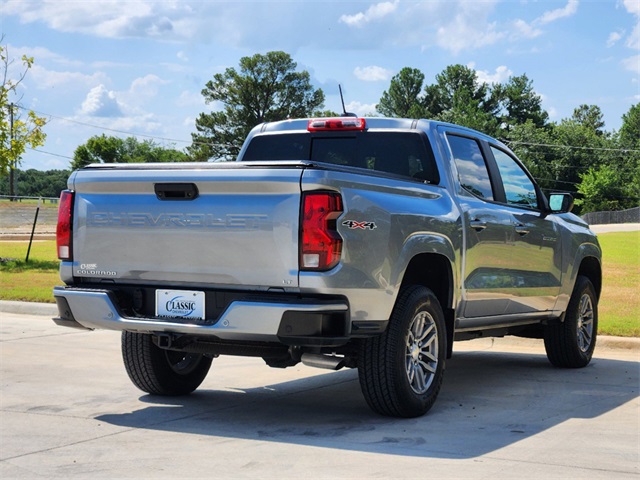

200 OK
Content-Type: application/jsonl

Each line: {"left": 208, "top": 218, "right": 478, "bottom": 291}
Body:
{"left": 447, "top": 134, "right": 494, "bottom": 200}
{"left": 491, "top": 147, "right": 539, "bottom": 209}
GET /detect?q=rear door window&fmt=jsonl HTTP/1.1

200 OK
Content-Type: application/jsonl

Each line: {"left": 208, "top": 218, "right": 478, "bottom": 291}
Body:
{"left": 447, "top": 134, "right": 494, "bottom": 200}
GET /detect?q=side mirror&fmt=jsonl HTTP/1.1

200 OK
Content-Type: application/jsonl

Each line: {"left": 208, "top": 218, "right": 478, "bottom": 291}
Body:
{"left": 548, "top": 193, "right": 574, "bottom": 213}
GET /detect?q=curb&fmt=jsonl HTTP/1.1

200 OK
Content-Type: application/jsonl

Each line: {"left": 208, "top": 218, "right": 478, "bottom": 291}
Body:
{"left": 1, "top": 300, "right": 638, "bottom": 351}
{"left": 0, "top": 300, "right": 58, "bottom": 316}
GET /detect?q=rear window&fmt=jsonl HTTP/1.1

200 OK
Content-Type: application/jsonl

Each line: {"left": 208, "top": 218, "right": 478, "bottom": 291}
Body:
{"left": 242, "top": 132, "right": 439, "bottom": 184}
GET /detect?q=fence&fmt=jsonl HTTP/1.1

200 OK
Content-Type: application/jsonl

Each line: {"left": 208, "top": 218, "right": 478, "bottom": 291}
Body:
{"left": 0, "top": 196, "right": 59, "bottom": 237}
{"left": 581, "top": 206, "right": 640, "bottom": 225}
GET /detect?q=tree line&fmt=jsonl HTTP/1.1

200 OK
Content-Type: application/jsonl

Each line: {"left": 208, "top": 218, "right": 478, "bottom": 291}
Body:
{"left": 0, "top": 168, "right": 69, "bottom": 198}
{"left": 376, "top": 64, "right": 639, "bottom": 212}
{"left": 2, "top": 46, "right": 638, "bottom": 213}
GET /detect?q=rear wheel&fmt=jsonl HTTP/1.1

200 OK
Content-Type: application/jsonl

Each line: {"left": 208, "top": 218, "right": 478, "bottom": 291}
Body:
{"left": 122, "top": 332, "right": 212, "bottom": 395}
{"left": 358, "top": 285, "right": 446, "bottom": 418}
{"left": 544, "top": 275, "right": 598, "bottom": 368}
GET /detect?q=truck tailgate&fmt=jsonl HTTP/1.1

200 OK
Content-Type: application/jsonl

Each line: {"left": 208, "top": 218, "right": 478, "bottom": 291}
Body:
{"left": 70, "top": 164, "right": 303, "bottom": 289}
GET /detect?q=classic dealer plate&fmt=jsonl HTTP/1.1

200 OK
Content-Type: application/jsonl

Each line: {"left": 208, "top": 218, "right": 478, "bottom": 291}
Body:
{"left": 155, "top": 289, "right": 205, "bottom": 320}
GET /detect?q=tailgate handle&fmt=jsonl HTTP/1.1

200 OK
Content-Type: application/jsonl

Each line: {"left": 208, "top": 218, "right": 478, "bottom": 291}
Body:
{"left": 155, "top": 183, "right": 199, "bottom": 201}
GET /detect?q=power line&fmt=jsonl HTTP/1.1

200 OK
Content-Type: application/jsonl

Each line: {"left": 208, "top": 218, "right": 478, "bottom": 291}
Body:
{"left": 17, "top": 104, "right": 191, "bottom": 145}
{"left": 15, "top": 104, "right": 240, "bottom": 150}
{"left": 26, "top": 147, "right": 74, "bottom": 160}
{"left": 16, "top": 104, "right": 639, "bottom": 155}
{"left": 504, "top": 140, "right": 640, "bottom": 154}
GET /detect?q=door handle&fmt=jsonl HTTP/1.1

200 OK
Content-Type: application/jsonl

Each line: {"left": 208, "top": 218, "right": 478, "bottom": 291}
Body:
{"left": 514, "top": 224, "right": 530, "bottom": 236}
{"left": 470, "top": 219, "right": 487, "bottom": 231}
{"left": 155, "top": 183, "right": 199, "bottom": 201}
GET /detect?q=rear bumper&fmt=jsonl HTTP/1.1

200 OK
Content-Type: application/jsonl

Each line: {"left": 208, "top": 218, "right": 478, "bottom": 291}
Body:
{"left": 53, "top": 286, "right": 350, "bottom": 345}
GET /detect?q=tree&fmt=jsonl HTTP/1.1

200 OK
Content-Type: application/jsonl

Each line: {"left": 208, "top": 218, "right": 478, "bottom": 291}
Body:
{"left": 407, "top": 64, "right": 499, "bottom": 135}
{"left": 576, "top": 165, "right": 632, "bottom": 212}
{"left": 71, "top": 134, "right": 190, "bottom": 170}
{"left": 1, "top": 37, "right": 48, "bottom": 197}
{"left": 376, "top": 67, "right": 426, "bottom": 118}
{"left": 0, "top": 168, "right": 70, "bottom": 198}
{"left": 619, "top": 102, "right": 640, "bottom": 149}
{"left": 424, "top": 65, "right": 498, "bottom": 117}
{"left": 494, "top": 74, "right": 548, "bottom": 131}
{"left": 506, "top": 120, "right": 559, "bottom": 192}
{"left": 189, "top": 51, "right": 325, "bottom": 161}
{"left": 570, "top": 104, "right": 606, "bottom": 135}
{"left": 552, "top": 116, "right": 609, "bottom": 193}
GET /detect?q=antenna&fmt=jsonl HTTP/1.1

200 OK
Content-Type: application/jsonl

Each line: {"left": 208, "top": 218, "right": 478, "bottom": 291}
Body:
{"left": 339, "top": 85, "right": 357, "bottom": 117}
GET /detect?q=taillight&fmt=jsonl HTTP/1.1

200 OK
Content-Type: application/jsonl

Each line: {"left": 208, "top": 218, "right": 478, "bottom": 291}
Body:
{"left": 307, "top": 117, "right": 366, "bottom": 132}
{"left": 57, "top": 190, "right": 74, "bottom": 260}
{"left": 300, "top": 192, "right": 343, "bottom": 271}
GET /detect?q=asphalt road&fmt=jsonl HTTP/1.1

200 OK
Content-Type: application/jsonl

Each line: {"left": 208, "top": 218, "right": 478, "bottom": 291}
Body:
{"left": 1, "top": 311, "right": 638, "bottom": 479}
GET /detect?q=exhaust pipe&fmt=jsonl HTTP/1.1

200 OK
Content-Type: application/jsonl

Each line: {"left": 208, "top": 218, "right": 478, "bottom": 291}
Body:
{"left": 301, "top": 353, "right": 346, "bottom": 371}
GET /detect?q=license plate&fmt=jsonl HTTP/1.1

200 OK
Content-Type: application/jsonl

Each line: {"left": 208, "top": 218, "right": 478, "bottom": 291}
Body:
{"left": 155, "top": 290, "right": 205, "bottom": 320}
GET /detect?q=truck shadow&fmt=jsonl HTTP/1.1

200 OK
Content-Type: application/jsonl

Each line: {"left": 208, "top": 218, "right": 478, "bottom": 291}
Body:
{"left": 96, "top": 350, "right": 639, "bottom": 459}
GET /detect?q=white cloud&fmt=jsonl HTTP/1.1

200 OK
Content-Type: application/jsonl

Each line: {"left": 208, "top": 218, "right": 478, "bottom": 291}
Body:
{"left": 1, "top": 1, "right": 192, "bottom": 40}
{"left": 353, "top": 66, "right": 393, "bottom": 82}
{"left": 80, "top": 85, "right": 123, "bottom": 117}
{"left": 129, "top": 74, "right": 168, "bottom": 97}
{"left": 103, "top": 115, "right": 163, "bottom": 133}
{"left": 340, "top": 0, "right": 399, "bottom": 28}
{"left": 344, "top": 101, "right": 378, "bottom": 116}
{"left": 9, "top": 45, "right": 81, "bottom": 67}
{"left": 539, "top": 94, "right": 558, "bottom": 119}
{"left": 622, "top": 55, "right": 640, "bottom": 75}
{"left": 623, "top": 0, "right": 640, "bottom": 16}
{"left": 626, "top": 23, "right": 640, "bottom": 51}
{"left": 176, "top": 90, "right": 206, "bottom": 108}
{"left": 437, "top": 16, "right": 505, "bottom": 54}
{"left": 473, "top": 65, "right": 513, "bottom": 84}
{"left": 30, "top": 65, "right": 108, "bottom": 89}
{"left": 537, "top": 0, "right": 579, "bottom": 25}
{"left": 177, "top": 51, "right": 189, "bottom": 62}
{"left": 512, "top": 19, "right": 543, "bottom": 39}
{"left": 512, "top": 0, "right": 579, "bottom": 41}
{"left": 621, "top": 0, "right": 639, "bottom": 62}
{"left": 607, "top": 31, "right": 624, "bottom": 48}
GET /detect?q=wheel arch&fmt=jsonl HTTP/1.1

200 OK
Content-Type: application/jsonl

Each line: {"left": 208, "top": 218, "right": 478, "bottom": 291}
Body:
{"left": 398, "top": 252, "right": 456, "bottom": 358}
{"left": 399, "top": 253, "right": 454, "bottom": 310}
{"left": 577, "top": 256, "right": 602, "bottom": 301}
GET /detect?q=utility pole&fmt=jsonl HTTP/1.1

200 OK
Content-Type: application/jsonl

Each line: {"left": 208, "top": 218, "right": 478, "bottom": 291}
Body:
{"left": 8, "top": 102, "right": 16, "bottom": 200}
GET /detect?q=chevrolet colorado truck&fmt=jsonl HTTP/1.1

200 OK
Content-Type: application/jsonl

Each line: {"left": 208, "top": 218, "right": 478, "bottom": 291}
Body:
{"left": 53, "top": 117, "right": 602, "bottom": 418}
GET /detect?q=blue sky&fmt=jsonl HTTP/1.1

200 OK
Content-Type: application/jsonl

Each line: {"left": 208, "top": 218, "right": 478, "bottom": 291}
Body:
{"left": 1, "top": 0, "right": 639, "bottom": 171}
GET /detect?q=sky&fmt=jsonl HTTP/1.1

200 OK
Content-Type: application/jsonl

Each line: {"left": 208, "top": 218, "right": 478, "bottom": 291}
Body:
{"left": 1, "top": 0, "right": 639, "bottom": 172}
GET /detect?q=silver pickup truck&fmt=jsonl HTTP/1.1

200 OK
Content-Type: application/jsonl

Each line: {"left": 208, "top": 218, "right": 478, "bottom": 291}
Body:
{"left": 53, "top": 117, "right": 602, "bottom": 418}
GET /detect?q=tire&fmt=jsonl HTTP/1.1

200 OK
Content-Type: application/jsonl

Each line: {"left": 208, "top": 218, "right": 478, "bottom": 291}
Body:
{"left": 121, "top": 332, "right": 213, "bottom": 395}
{"left": 358, "top": 285, "right": 446, "bottom": 418}
{"left": 544, "top": 275, "right": 598, "bottom": 368}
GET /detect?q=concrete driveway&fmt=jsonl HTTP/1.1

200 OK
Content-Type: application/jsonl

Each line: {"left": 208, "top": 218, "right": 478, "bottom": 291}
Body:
{"left": 1, "top": 311, "right": 638, "bottom": 479}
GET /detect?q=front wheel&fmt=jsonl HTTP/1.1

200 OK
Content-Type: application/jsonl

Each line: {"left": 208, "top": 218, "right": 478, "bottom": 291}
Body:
{"left": 122, "top": 332, "right": 213, "bottom": 395}
{"left": 358, "top": 285, "right": 447, "bottom": 418}
{"left": 544, "top": 275, "right": 598, "bottom": 368}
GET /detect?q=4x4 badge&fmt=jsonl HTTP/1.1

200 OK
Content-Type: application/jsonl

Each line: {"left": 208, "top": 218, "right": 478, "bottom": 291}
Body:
{"left": 343, "top": 220, "right": 377, "bottom": 230}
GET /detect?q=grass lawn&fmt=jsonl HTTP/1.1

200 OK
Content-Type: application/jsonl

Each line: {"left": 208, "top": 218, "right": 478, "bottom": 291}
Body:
{"left": 1, "top": 232, "right": 638, "bottom": 336}
{"left": 0, "top": 241, "right": 60, "bottom": 303}
{"left": 596, "top": 231, "right": 640, "bottom": 337}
